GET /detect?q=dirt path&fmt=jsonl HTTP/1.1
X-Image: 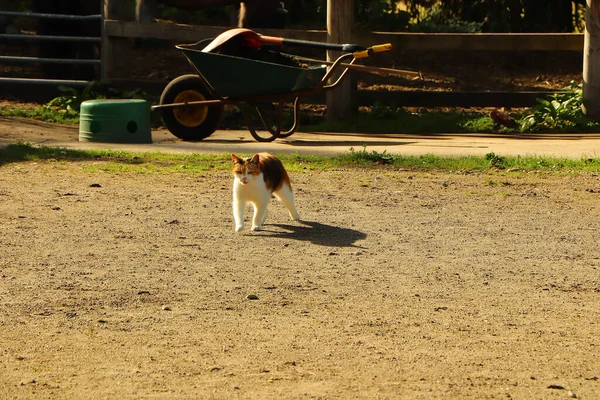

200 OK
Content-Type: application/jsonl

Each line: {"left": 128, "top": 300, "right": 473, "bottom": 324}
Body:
{"left": 1, "top": 161, "right": 599, "bottom": 399}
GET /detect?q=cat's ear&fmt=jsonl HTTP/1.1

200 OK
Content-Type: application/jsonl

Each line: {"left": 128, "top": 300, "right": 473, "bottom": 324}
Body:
{"left": 251, "top": 154, "right": 260, "bottom": 163}
{"left": 231, "top": 154, "right": 241, "bottom": 164}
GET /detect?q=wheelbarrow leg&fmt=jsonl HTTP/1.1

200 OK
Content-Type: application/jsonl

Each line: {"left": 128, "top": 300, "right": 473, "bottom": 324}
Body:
{"left": 277, "top": 97, "right": 301, "bottom": 139}
{"left": 241, "top": 99, "right": 292, "bottom": 142}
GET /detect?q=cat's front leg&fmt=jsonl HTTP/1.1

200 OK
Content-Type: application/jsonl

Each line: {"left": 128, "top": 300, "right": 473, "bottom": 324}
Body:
{"left": 256, "top": 208, "right": 268, "bottom": 230}
{"left": 251, "top": 199, "right": 269, "bottom": 231}
{"left": 233, "top": 194, "right": 245, "bottom": 232}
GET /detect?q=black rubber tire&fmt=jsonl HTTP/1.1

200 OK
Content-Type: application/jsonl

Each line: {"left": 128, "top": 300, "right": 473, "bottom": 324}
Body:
{"left": 159, "top": 74, "right": 223, "bottom": 141}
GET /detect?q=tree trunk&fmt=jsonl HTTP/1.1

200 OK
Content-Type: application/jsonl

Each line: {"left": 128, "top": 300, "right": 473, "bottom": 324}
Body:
{"left": 326, "top": 0, "right": 354, "bottom": 121}
{"left": 583, "top": 0, "right": 600, "bottom": 119}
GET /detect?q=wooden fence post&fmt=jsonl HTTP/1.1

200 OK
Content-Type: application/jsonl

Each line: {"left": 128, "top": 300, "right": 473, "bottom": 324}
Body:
{"left": 583, "top": 0, "right": 600, "bottom": 119}
{"left": 102, "top": 0, "right": 135, "bottom": 81}
{"left": 326, "top": 0, "right": 355, "bottom": 121}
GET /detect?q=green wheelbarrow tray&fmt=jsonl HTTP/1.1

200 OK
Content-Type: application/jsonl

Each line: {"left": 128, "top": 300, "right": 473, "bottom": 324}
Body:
{"left": 176, "top": 39, "right": 328, "bottom": 99}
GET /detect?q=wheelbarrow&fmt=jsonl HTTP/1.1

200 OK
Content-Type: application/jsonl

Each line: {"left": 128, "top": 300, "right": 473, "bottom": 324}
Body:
{"left": 151, "top": 28, "right": 415, "bottom": 142}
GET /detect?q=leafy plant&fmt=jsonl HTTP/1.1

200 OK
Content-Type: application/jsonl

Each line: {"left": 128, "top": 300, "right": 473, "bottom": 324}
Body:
{"left": 46, "top": 82, "right": 149, "bottom": 114}
{"left": 519, "top": 81, "right": 592, "bottom": 132}
{"left": 484, "top": 152, "right": 506, "bottom": 169}
{"left": 0, "top": 81, "right": 159, "bottom": 125}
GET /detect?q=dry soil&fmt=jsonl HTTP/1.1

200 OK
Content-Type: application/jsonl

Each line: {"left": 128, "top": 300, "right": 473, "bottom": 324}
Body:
{"left": 1, "top": 156, "right": 600, "bottom": 399}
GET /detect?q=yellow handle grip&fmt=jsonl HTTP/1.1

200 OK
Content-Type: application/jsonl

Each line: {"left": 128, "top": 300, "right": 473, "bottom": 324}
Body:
{"left": 353, "top": 43, "right": 392, "bottom": 59}
{"left": 372, "top": 43, "right": 392, "bottom": 53}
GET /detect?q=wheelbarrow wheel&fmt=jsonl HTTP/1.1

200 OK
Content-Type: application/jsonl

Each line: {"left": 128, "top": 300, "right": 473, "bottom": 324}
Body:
{"left": 159, "top": 74, "right": 223, "bottom": 141}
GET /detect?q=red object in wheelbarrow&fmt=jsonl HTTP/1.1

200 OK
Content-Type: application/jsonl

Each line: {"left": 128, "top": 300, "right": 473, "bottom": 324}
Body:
{"left": 151, "top": 28, "right": 397, "bottom": 142}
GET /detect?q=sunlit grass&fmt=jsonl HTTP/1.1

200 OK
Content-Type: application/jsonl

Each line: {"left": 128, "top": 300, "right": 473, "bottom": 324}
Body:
{"left": 0, "top": 104, "right": 80, "bottom": 125}
{"left": 2, "top": 142, "right": 600, "bottom": 174}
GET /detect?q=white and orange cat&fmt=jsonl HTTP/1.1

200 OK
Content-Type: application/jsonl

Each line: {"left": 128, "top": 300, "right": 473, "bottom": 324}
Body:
{"left": 231, "top": 153, "right": 300, "bottom": 232}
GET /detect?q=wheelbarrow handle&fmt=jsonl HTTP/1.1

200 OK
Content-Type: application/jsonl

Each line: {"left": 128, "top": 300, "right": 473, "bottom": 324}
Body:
{"left": 352, "top": 43, "right": 393, "bottom": 58}
{"left": 260, "top": 35, "right": 366, "bottom": 53}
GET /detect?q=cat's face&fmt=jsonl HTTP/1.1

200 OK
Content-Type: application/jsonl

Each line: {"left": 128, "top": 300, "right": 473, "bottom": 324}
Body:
{"left": 231, "top": 154, "right": 261, "bottom": 185}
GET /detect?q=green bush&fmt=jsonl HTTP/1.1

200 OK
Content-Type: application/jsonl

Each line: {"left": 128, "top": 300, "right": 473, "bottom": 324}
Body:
{"left": 410, "top": 8, "right": 482, "bottom": 33}
{"left": 519, "top": 82, "right": 598, "bottom": 132}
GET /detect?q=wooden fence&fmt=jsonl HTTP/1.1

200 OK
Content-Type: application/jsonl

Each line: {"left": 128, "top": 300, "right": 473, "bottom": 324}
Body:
{"left": 103, "top": 21, "right": 584, "bottom": 52}
{"left": 102, "top": 19, "right": 584, "bottom": 108}
{"left": 0, "top": 5, "right": 583, "bottom": 108}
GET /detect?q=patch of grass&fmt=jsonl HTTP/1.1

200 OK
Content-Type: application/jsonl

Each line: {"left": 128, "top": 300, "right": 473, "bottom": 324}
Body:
{"left": 0, "top": 142, "right": 228, "bottom": 172}
{"left": 2, "top": 142, "right": 600, "bottom": 173}
{"left": 0, "top": 82, "right": 159, "bottom": 126}
{"left": 336, "top": 146, "right": 600, "bottom": 172}
{"left": 0, "top": 103, "right": 81, "bottom": 125}
{"left": 303, "top": 106, "right": 499, "bottom": 135}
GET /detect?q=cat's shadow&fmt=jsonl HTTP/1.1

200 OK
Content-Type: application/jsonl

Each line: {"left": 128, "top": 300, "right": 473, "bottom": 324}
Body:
{"left": 261, "top": 220, "right": 366, "bottom": 247}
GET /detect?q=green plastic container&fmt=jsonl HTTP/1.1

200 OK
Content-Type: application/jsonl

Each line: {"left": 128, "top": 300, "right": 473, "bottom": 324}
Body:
{"left": 177, "top": 40, "right": 327, "bottom": 98}
{"left": 79, "top": 99, "right": 152, "bottom": 144}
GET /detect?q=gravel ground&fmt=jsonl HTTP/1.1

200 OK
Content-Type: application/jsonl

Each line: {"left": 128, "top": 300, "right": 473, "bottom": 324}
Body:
{"left": 1, "top": 159, "right": 599, "bottom": 399}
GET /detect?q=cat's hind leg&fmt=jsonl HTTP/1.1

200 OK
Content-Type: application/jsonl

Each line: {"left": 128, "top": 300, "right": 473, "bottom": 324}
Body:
{"left": 274, "top": 184, "right": 300, "bottom": 221}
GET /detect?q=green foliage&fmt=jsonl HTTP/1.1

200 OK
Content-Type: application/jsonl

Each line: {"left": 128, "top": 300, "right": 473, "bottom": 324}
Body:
{"left": 48, "top": 82, "right": 150, "bottom": 114}
{"left": 0, "top": 82, "right": 157, "bottom": 126}
{"left": 410, "top": 8, "right": 483, "bottom": 33}
{"left": 484, "top": 152, "right": 506, "bottom": 169}
{"left": 355, "top": 0, "right": 411, "bottom": 31}
{"left": 335, "top": 147, "right": 600, "bottom": 172}
{"left": 0, "top": 103, "right": 80, "bottom": 125}
{"left": 369, "top": 101, "right": 407, "bottom": 118}
{"left": 438, "top": 0, "right": 585, "bottom": 33}
{"left": 346, "top": 146, "right": 395, "bottom": 164}
{"left": 519, "top": 82, "right": 599, "bottom": 132}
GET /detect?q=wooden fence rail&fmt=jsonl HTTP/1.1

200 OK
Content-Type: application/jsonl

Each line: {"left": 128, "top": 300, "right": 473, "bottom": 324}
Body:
{"left": 103, "top": 21, "right": 584, "bottom": 51}
{"left": 102, "top": 20, "right": 583, "bottom": 108}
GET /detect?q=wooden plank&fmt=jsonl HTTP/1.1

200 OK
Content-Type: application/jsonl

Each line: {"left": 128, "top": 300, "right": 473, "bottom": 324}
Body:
{"left": 102, "top": 2, "right": 135, "bottom": 81}
{"left": 360, "top": 32, "right": 584, "bottom": 52}
{"left": 103, "top": 21, "right": 584, "bottom": 51}
{"left": 104, "top": 20, "right": 227, "bottom": 42}
{"left": 103, "top": 20, "right": 327, "bottom": 42}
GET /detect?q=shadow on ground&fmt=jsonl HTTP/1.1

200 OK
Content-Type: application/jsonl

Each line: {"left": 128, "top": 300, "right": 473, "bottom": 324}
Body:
{"left": 262, "top": 220, "right": 367, "bottom": 248}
